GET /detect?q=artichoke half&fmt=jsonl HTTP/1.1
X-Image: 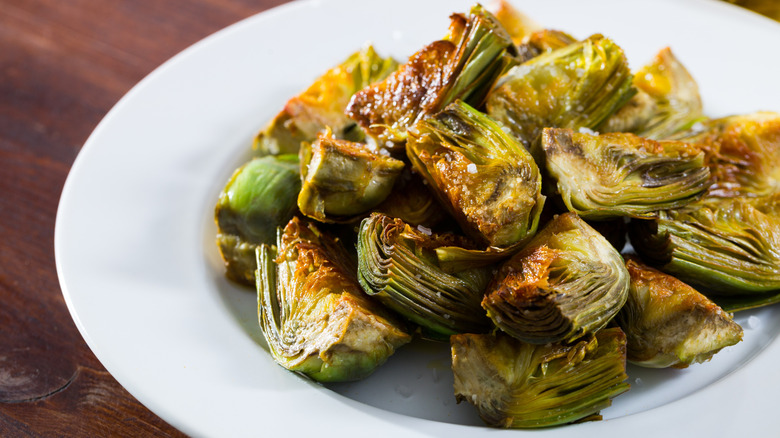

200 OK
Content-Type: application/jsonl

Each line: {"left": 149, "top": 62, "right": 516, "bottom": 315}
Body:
{"left": 298, "top": 129, "right": 404, "bottom": 222}
{"left": 629, "top": 198, "right": 780, "bottom": 309}
{"left": 254, "top": 45, "right": 398, "bottom": 156}
{"left": 356, "top": 213, "right": 492, "bottom": 340}
{"left": 542, "top": 128, "right": 711, "bottom": 220}
{"left": 486, "top": 34, "right": 635, "bottom": 161}
{"left": 215, "top": 155, "right": 301, "bottom": 285}
{"left": 482, "top": 212, "right": 629, "bottom": 344}
{"left": 257, "top": 217, "right": 411, "bottom": 382}
{"left": 451, "top": 328, "right": 630, "bottom": 428}
{"left": 672, "top": 112, "right": 780, "bottom": 199}
{"left": 407, "top": 100, "right": 545, "bottom": 248}
{"left": 346, "top": 4, "right": 517, "bottom": 150}
{"left": 601, "top": 47, "right": 703, "bottom": 139}
{"left": 617, "top": 258, "right": 743, "bottom": 368}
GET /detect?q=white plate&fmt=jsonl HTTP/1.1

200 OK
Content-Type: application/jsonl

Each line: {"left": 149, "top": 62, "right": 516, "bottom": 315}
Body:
{"left": 55, "top": 0, "right": 780, "bottom": 436}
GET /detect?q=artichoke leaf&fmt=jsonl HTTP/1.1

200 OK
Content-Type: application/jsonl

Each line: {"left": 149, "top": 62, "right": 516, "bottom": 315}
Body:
{"left": 601, "top": 47, "right": 704, "bottom": 139}
{"left": 256, "top": 217, "right": 411, "bottom": 382}
{"left": 617, "top": 258, "right": 743, "bottom": 368}
{"left": 482, "top": 212, "right": 629, "bottom": 344}
{"left": 214, "top": 155, "right": 301, "bottom": 285}
{"left": 356, "top": 213, "right": 492, "bottom": 340}
{"left": 254, "top": 45, "right": 398, "bottom": 156}
{"left": 451, "top": 327, "right": 630, "bottom": 428}
{"left": 543, "top": 128, "right": 711, "bottom": 219}
{"left": 407, "top": 100, "right": 545, "bottom": 248}
{"left": 346, "top": 4, "right": 517, "bottom": 150}
{"left": 629, "top": 198, "right": 780, "bottom": 298}
{"left": 298, "top": 129, "right": 404, "bottom": 223}
{"left": 486, "top": 34, "right": 635, "bottom": 161}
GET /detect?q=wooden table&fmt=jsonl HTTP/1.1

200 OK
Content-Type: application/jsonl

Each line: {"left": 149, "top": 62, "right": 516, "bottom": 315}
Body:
{"left": 1, "top": 1, "right": 776, "bottom": 436}
{"left": 0, "top": 1, "right": 286, "bottom": 435}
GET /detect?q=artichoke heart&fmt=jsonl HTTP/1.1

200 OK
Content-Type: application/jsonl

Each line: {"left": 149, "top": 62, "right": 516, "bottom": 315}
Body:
{"left": 486, "top": 34, "right": 634, "bottom": 160}
{"left": 672, "top": 111, "right": 780, "bottom": 198}
{"left": 346, "top": 4, "right": 517, "bottom": 150}
{"left": 254, "top": 45, "right": 398, "bottom": 155}
{"left": 407, "top": 100, "right": 545, "bottom": 248}
{"left": 215, "top": 155, "right": 301, "bottom": 285}
{"left": 356, "top": 213, "right": 492, "bottom": 340}
{"left": 256, "top": 217, "right": 411, "bottom": 382}
{"left": 629, "top": 198, "right": 780, "bottom": 304}
{"left": 482, "top": 212, "right": 629, "bottom": 344}
{"left": 542, "top": 128, "right": 711, "bottom": 219}
{"left": 601, "top": 47, "right": 703, "bottom": 139}
{"left": 617, "top": 258, "right": 743, "bottom": 368}
{"left": 451, "top": 328, "right": 630, "bottom": 428}
{"left": 298, "top": 129, "right": 404, "bottom": 222}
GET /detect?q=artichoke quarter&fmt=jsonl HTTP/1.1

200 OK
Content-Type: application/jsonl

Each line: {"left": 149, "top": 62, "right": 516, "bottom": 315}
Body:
{"left": 451, "top": 327, "right": 630, "bottom": 428}
{"left": 254, "top": 45, "right": 398, "bottom": 156}
{"left": 601, "top": 47, "right": 704, "bottom": 139}
{"left": 356, "top": 213, "right": 492, "bottom": 340}
{"left": 629, "top": 198, "right": 780, "bottom": 310}
{"left": 542, "top": 128, "right": 711, "bottom": 220}
{"left": 215, "top": 155, "right": 301, "bottom": 285}
{"left": 297, "top": 129, "right": 404, "bottom": 223}
{"left": 256, "top": 216, "right": 411, "bottom": 382}
{"left": 346, "top": 3, "right": 517, "bottom": 150}
{"left": 617, "top": 258, "right": 743, "bottom": 368}
{"left": 482, "top": 212, "right": 629, "bottom": 344}
{"left": 407, "top": 100, "right": 545, "bottom": 248}
{"left": 486, "top": 34, "right": 635, "bottom": 161}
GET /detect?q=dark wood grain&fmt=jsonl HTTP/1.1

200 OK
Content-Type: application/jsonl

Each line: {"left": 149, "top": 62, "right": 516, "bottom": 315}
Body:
{"left": 0, "top": 1, "right": 288, "bottom": 435}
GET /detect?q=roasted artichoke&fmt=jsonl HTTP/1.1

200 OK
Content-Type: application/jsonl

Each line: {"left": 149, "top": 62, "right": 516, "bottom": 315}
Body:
{"left": 256, "top": 217, "right": 411, "bottom": 382}
{"left": 629, "top": 198, "right": 780, "bottom": 303}
{"left": 215, "top": 155, "right": 301, "bottom": 284}
{"left": 254, "top": 45, "right": 398, "bottom": 155}
{"left": 356, "top": 213, "right": 492, "bottom": 339}
{"left": 346, "top": 4, "right": 517, "bottom": 150}
{"left": 298, "top": 129, "right": 404, "bottom": 222}
{"left": 451, "top": 328, "right": 630, "bottom": 428}
{"left": 672, "top": 112, "right": 780, "bottom": 198}
{"left": 482, "top": 213, "right": 629, "bottom": 344}
{"left": 407, "top": 100, "right": 545, "bottom": 247}
{"left": 617, "top": 258, "right": 743, "bottom": 368}
{"left": 486, "top": 34, "right": 634, "bottom": 160}
{"left": 601, "top": 47, "right": 703, "bottom": 139}
{"left": 542, "top": 128, "right": 711, "bottom": 219}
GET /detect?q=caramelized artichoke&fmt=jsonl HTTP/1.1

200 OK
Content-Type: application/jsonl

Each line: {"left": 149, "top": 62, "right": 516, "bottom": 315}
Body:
{"left": 629, "top": 198, "right": 780, "bottom": 301}
{"left": 601, "top": 47, "right": 703, "bottom": 139}
{"left": 215, "top": 155, "right": 301, "bottom": 284}
{"left": 256, "top": 217, "right": 411, "bottom": 382}
{"left": 254, "top": 45, "right": 398, "bottom": 155}
{"left": 451, "top": 328, "right": 629, "bottom": 428}
{"left": 542, "top": 128, "right": 711, "bottom": 219}
{"left": 407, "top": 100, "right": 545, "bottom": 247}
{"left": 346, "top": 4, "right": 517, "bottom": 150}
{"left": 356, "top": 213, "right": 492, "bottom": 339}
{"left": 617, "top": 258, "right": 743, "bottom": 368}
{"left": 482, "top": 213, "right": 629, "bottom": 344}
{"left": 298, "top": 129, "right": 404, "bottom": 222}
{"left": 672, "top": 112, "right": 780, "bottom": 198}
{"left": 486, "top": 34, "right": 634, "bottom": 160}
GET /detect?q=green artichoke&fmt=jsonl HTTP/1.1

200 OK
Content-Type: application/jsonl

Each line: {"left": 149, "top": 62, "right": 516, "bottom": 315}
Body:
{"left": 451, "top": 327, "right": 630, "bottom": 428}
{"left": 215, "top": 155, "right": 301, "bottom": 284}
{"left": 617, "top": 258, "right": 743, "bottom": 368}
{"left": 256, "top": 217, "right": 411, "bottom": 382}
{"left": 482, "top": 212, "right": 629, "bottom": 344}
{"left": 407, "top": 100, "right": 545, "bottom": 247}
{"left": 356, "top": 213, "right": 492, "bottom": 340}
{"left": 542, "top": 128, "right": 711, "bottom": 219}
